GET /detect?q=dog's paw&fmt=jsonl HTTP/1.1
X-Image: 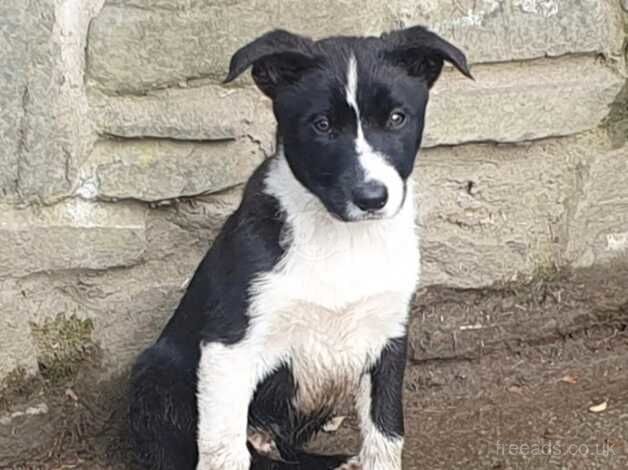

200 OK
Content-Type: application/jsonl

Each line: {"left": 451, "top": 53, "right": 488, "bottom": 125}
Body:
{"left": 322, "top": 415, "right": 346, "bottom": 433}
{"left": 335, "top": 457, "right": 362, "bottom": 470}
{"left": 247, "top": 430, "right": 277, "bottom": 456}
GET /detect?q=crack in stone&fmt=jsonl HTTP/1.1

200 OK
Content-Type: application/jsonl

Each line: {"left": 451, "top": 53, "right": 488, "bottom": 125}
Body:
{"left": 98, "top": 132, "right": 237, "bottom": 145}
{"left": 15, "top": 85, "right": 30, "bottom": 199}
{"left": 243, "top": 133, "right": 273, "bottom": 159}
{"left": 105, "top": 1, "right": 194, "bottom": 13}
{"left": 63, "top": 149, "right": 73, "bottom": 188}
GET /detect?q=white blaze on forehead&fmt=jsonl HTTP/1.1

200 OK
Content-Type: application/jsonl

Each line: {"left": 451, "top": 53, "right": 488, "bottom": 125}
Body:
{"left": 345, "top": 55, "right": 360, "bottom": 120}
{"left": 345, "top": 55, "right": 368, "bottom": 154}
{"left": 345, "top": 54, "right": 405, "bottom": 218}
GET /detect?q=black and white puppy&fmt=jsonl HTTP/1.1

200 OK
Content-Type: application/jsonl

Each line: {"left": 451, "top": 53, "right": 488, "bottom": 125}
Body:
{"left": 129, "top": 26, "right": 471, "bottom": 470}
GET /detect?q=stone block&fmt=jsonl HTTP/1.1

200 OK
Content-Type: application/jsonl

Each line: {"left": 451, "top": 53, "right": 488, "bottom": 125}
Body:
{"left": 0, "top": 0, "right": 104, "bottom": 204}
{"left": 415, "top": 133, "right": 609, "bottom": 288}
{"left": 89, "top": 85, "right": 273, "bottom": 146}
{"left": 563, "top": 145, "right": 628, "bottom": 268}
{"left": 0, "top": 200, "right": 146, "bottom": 277}
{"left": 397, "top": 0, "right": 625, "bottom": 64}
{"left": 424, "top": 57, "right": 624, "bottom": 147}
{"left": 73, "top": 263, "right": 192, "bottom": 374}
{"left": 79, "top": 138, "right": 263, "bottom": 201}
{"left": 0, "top": 280, "right": 40, "bottom": 380}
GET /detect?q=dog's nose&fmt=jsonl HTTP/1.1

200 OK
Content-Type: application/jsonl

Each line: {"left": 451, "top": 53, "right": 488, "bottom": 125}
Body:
{"left": 352, "top": 181, "right": 388, "bottom": 211}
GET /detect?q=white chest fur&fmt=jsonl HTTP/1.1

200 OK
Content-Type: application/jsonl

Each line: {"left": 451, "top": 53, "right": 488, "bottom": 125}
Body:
{"left": 248, "top": 156, "right": 420, "bottom": 411}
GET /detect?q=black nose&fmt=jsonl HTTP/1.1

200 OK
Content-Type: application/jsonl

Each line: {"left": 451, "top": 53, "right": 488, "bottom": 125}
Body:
{"left": 352, "top": 181, "right": 388, "bottom": 211}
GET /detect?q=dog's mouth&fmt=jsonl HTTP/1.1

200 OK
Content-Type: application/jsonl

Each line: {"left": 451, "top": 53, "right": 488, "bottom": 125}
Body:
{"left": 338, "top": 206, "right": 403, "bottom": 223}
{"left": 341, "top": 184, "right": 408, "bottom": 222}
{"left": 344, "top": 209, "right": 389, "bottom": 222}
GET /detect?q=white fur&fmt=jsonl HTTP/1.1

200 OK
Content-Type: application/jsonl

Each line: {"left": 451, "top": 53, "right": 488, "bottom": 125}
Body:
{"left": 355, "top": 375, "right": 404, "bottom": 470}
{"left": 196, "top": 154, "right": 419, "bottom": 468}
{"left": 345, "top": 55, "right": 405, "bottom": 218}
{"left": 196, "top": 343, "right": 255, "bottom": 470}
{"left": 258, "top": 154, "right": 419, "bottom": 312}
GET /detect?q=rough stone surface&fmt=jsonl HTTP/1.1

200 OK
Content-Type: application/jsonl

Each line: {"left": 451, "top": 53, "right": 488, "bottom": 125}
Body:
{"left": 415, "top": 133, "right": 609, "bottom": 289}
{"left": 424, "top": 57, "right": 624, "bottom": 147}
{"left": 0, "top": 256, "right": 199, "bottom": 381}
{"left": 47, "top": 262, "right": 193, "bottom": 375}
{"left": 0, "top": 0, "right": 104, "bottom": 204}
{"left": 89, "top": 85, "right": 273, "bottom": 148}
{"left": 144, "top": 190, "right": 242, "bottom": 259}
{"left": 87, "top": 1, "right": 388, "bottom": 92}
{"left": 0, "top": 200, "right": 146, "bottom": 278}
{"left": 0, "top": 0, "right": 65, "bottom": 203}
{"left": 0, "top": 279, "right": 40, "bottom": 379}
{"left": 78, "top": 138, "right": 264, "bottom": 202}
{"left": 564, "top": 145, "right": 628, "bottom": 268}
{"left": 86, "top": 0, "right": 624, "bottom": 93}
{"left": 397, "top": 0, "right": 625, "bottom": 64}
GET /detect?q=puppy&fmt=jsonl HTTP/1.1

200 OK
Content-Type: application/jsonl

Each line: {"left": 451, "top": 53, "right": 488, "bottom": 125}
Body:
{"left": 129, "top": 25, "right": 471, "bottom": 470}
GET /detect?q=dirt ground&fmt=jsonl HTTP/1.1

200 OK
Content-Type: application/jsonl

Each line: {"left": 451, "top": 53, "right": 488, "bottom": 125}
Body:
{"left": 1, "top": 266, "right": 627, "bottom": 470}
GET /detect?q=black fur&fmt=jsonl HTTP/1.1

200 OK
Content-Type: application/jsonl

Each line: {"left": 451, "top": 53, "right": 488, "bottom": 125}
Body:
{"left": 249, "top": 365, "right": 335, "bottom": 457}
{"left": 369, "top": 336, "right": 408, "bottom": 438}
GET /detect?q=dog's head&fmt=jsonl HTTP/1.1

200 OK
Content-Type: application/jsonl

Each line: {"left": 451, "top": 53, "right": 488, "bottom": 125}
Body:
{"left": 225, "top": 27, "right": 471, "bottom": 222}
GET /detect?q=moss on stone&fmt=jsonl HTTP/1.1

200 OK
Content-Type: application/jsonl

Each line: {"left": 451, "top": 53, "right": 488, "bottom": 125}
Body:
{"left": 31, "top": 315, "right": 95, "bottom": 385}
{"left": 531, "top": 261, "right": 562, "bottom": 284}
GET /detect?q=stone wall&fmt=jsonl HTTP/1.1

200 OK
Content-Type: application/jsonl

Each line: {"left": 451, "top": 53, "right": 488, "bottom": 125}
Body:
{"left": 0, "top": 0, "right": 627, "bottom": 383}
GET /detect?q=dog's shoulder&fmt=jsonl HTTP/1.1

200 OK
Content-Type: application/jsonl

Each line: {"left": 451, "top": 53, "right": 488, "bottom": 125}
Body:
{"left": 162, "top": 158, "right": 288, "bottom": 345}
{"left": 211, "top": 156, "right": 289, "bottom": 269}
{"left": 237, "top": 157, "right": 288, "bottom": 249}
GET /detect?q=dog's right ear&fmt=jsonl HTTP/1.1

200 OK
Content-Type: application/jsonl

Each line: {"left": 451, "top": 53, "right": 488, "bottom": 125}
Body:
{"left": 224, "top": 30, "right": 318, "bottom": 99}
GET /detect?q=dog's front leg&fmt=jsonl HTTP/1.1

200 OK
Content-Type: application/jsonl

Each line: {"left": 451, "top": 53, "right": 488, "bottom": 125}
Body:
{"left": 196, "top": 340, "right": 261, "bottom": 470}
{"left": 354, "top": 336, "right": 407, "bottom": 470}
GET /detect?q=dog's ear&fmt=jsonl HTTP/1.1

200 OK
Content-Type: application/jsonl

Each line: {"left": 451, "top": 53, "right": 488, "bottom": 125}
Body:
{"left": 224, "top": 29, "right": 318, "bottom": 98}
{"left": 382, "top": 26, "right": 472, "bottom": 88}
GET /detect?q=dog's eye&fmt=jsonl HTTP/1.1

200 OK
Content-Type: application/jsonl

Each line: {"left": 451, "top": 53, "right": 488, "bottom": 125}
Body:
{"left": 387, "top": 110, "right": 406, "bottom": 129}
{"left": 313, "top": 117, "right": 331, "bottom": 134}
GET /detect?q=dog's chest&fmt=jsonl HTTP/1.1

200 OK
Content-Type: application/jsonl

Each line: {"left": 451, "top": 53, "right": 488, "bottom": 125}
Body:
{"left": 251, "top": 205, "right": 419, "bottom": 412}
{"left": 275, "top": 293, "right": 410, "bottom": 413}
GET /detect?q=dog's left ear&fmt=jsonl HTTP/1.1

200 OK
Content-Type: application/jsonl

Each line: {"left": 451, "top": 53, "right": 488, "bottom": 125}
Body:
{"left": 382, "top": 26, "right": 472, "bottom": 88}
{"left": 224, "top": 29, "right": 318, "bottom": 98}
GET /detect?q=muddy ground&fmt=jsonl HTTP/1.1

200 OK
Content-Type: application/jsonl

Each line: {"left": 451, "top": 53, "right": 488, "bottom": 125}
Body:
{"left": 1, "top": 265, "right": 627, "bottom": 470}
